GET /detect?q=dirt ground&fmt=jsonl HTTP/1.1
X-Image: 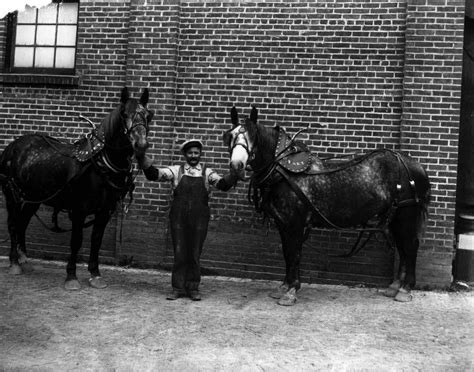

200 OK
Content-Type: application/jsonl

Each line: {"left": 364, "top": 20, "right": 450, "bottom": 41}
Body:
{"left": 0, "top": 257, "right": 472, "bottom": 371}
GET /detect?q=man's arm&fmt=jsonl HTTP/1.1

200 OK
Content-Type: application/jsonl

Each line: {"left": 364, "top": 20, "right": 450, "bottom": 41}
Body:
{"left": 208, "top": 169, "right": 239, "bottom": 191}
{"left": 139, "top": 155, "right": 159, "bottom": 181}
{"left": 216, "top": 173, "right": 239, "bottom": 191}
{"left": 139, "top": 155, "right": 175, "bottom": 182}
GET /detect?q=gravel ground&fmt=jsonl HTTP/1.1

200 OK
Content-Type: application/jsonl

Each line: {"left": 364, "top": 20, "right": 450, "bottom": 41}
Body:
{"left": 0, "top": 257, "right": 473, "bottom": 371}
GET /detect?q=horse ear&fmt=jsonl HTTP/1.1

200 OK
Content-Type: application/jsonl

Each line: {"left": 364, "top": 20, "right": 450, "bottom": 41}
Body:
{"left": 230, "top": 106, "right": 239, "bottom": 127}
{"left": 147, "top": 110, "right": 154, "bottom": 122}
{"left": 121, "top": 87, "right": 130, "bottom": 104}
{"left": 250, "top": 106, "right": 258, "bottom": 124}
{"left": 140, "top": 88, "right": 149, "bottom": 106}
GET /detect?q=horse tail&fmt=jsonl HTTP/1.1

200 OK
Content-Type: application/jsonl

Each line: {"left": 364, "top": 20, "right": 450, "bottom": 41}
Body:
{"left": 411, "top": 162, "right": 432, "bottom": 237}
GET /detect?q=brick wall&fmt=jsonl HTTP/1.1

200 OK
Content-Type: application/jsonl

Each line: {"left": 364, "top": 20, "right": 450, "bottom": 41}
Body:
{"left": 400, "top": 0, "right": 464, "bottom": 286}
{"left": 0, "top": 0, "right": 465, "bottom": 288}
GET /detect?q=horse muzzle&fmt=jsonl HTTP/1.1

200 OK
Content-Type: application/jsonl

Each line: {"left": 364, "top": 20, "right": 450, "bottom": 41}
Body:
{"left": 229, "top": 160, "right": 247, "bottom": 181}
{"left": 133, "top": 140, "right": 149, "bottom": 159}
{"left": 230, "top": 159, "right": 245, "bottom": 172}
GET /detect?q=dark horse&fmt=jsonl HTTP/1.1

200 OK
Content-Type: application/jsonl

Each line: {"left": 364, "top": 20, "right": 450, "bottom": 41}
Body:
{"left": 0, "top": 87, "right": 153, "bottom": 290}
{"left": 224, "top": 106, "right": 431, "bottom": 306}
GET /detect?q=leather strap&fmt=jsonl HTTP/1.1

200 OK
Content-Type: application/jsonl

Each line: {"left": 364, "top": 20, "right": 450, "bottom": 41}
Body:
{"left": 275, "top": 165, "right": 344, "bottom": 230}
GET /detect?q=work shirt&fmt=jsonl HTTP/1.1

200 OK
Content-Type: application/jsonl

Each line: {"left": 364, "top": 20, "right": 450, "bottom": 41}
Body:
{"left": 152, "top": 163, "right": 222, "bottom": 191}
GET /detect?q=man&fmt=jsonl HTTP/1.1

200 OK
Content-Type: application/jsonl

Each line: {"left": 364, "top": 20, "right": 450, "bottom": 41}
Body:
{"left": 140, "top": 139, "right": 238, "bottom": 301}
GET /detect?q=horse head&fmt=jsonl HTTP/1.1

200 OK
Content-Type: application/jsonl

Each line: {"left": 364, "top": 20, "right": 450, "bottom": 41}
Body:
{"left": 118, "top": 87, "right": 154, "bottom": 160}
{"left": 224, "top": 106, "right": 275, "bottom": 179}
{"left": 224, "top": 106, "right": 256, "bottom": 175}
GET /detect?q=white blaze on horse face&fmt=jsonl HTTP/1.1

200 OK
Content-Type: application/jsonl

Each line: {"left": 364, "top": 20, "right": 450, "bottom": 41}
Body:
{"left": 230, "top": 125, "right": 250, "bottom": 172}
{"left": 230, "top": 144, "right": 249, "bottom": 171}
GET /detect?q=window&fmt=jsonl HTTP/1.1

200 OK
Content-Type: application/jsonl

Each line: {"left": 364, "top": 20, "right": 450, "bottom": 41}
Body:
{"left": 5, "top": 0, "right": 79, "bottom": 75}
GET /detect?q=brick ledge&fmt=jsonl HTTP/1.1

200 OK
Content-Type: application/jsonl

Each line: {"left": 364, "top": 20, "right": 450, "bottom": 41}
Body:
{"left": 0, "top": 73, "right": 80, "bottom": 86}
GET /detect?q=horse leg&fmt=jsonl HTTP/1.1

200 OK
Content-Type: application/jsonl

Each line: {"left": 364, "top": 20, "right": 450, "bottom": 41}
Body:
{"left": 14, "top": 203, "right": 39, "bottom": 273}
{"left": 383, "top": 248, "right": 406, "bottom": 298}
{"left": 6, "top": 198, "right": 22, "bottom": 275}
{"left": 65, "top": 212, "right": 85, "bottom": 290}
{"left": 276, "top": 226, "right": 305, "bottom": 306}
{"left": 87, "top": 211, "right": 110, "bottom": 289}
{"left": 269, "top": 242, "right": 290, "bottom": 299}
{"left": 390, "top": 206, "right": 421, "bottom": 302}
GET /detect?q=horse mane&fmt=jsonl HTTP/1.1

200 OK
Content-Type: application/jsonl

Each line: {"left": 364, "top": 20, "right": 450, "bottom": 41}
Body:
{"left": 99, "top": 104, "right": 125, "bottom": 142}
{"left": 250, "top": 122, "right": 279, "bottom": 155}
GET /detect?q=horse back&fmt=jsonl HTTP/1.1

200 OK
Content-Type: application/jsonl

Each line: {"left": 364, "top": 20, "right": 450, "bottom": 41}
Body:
{"left": 0, "top": 134, "right": 84, "bottom": 202}
{"left": 291, "top": 150, "right": 430, "bottom": 227}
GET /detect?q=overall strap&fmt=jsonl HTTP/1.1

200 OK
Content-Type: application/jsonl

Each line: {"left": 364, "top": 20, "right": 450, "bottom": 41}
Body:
{"left": 201, "top": 164, "right": 209, "bottom": 191}
{"left": 176, "top": 164, "right": 185, "bottom": 187}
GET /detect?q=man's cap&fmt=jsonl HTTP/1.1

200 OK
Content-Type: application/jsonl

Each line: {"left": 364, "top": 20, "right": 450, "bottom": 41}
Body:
{"left": 179, "top": 139, "right": 203, "bottom": 153}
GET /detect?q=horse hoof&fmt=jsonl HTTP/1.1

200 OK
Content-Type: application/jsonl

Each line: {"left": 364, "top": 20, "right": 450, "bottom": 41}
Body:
{"left": 394, "top": 288, "right": 413, "bottom": 302}
{"left": 383, "top": 287, "right": 399, "bottom": 297}
{"left": 277, "top": 288, "right": 297, "bottom": 306}
{"left": 269, "top": 284, "right": 289, "bottom": 299}
{"left": 64, "top": 279, "right": 81, "bottom": 291}
{"left": 20, "top": 262, "right": 34, "bottom": 273}
{"left": 17, "top": 251, "right": 28, "bottom": 265}
{"left": 89, "top": 276, "right": 108, "bottom": 289}
{"left": 8, "top": 264, "right": 23, "bottom": 275}
{"left": 382, "top": 280, "right": 401, "bottom": 297}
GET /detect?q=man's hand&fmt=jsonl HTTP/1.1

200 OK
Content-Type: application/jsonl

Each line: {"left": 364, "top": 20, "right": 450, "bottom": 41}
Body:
{"left": 231, "top": 167, "right": 245, "bottom": 182}
{"left": 217, "top": 169, "right": 240, "bottom": 191}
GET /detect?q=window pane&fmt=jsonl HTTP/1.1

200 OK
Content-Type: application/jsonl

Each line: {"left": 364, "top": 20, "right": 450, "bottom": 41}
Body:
{"left": 17, "top": 6, "right": 37, "bottom": 24}
{"left": 55, "top": 47, "right": 75, "bottom": 68}
{"left": 37, "top": 3, "right": 58, "bottom": 24}
{"left": 16, "top": 25, "right": 36, "bottom": 45}
{"left": 58, "top": 3, "right": 78, "bottom": 24}
{"left": 35, "top": 47, "right": 55, "bottom": 67}
{"left": 57, "top": 25, "right": 76, "bottom": 46}
{"left": 36, "top": 25, "right": 56, "bottom": 45}
{"left": 14, "top": 47, "right": 34, "bottom": 67}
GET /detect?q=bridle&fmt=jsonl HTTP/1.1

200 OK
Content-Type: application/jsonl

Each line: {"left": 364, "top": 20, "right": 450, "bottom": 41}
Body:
{"left": 228, "top": 125, "right": 254, "bottom": 162}
{"left": 90, "top": 103, "right": 151, "bottom": 175}
{"left": 91, "top": 104, "right": 151, "bottom": 152}
{"left": 125, "top": 104, "right": 150, "bottom": 136}
{"left": 228, "top": 125, "right": 281, "bottom": 177}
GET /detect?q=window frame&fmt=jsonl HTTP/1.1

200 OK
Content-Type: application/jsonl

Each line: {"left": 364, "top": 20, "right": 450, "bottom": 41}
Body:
{"left": 5, "top": 0, "right": 79, "bottom": 76}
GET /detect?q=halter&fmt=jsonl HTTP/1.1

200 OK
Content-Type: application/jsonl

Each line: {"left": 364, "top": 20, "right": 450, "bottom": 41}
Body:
{"left": 228, "top": 125, "right": 254, "bottom": 161}
{"left": 125, "top": 104, "right": 150, "bottom": 136}
{"left": 91, "top": 103, "right": 151, "bottom": 151}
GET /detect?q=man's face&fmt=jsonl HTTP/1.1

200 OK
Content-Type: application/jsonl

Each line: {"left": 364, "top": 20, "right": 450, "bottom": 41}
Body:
{"left": 184, "top": 146, "right": 201, "bottom": 167}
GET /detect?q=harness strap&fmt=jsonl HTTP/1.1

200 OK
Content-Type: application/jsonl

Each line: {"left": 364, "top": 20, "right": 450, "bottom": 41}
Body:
{"left": 276, "top": 165, "right": 399, "bottom": 258}
{"left": 276, "top": 165, "right": 345, "bottom": 230}
{"left": 275, "top": 162, "right": 417, "bottom": 233}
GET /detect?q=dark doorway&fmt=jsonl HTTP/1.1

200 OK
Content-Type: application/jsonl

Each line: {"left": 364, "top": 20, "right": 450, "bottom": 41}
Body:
{"left": 453, "top": 14, "right": 474, "bottom": 283}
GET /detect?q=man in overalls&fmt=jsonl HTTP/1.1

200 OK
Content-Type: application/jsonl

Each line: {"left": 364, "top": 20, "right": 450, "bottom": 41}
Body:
{"left": 140, "top": 140, "right": 238, "bottom": 301}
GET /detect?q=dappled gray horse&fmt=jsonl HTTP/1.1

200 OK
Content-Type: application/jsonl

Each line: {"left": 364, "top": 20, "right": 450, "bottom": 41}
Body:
{"left": 224, "top": 106, "right": 431, "bottom": 306}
